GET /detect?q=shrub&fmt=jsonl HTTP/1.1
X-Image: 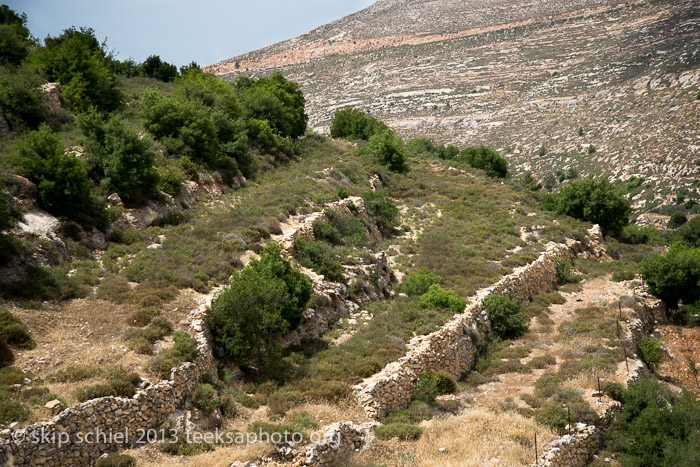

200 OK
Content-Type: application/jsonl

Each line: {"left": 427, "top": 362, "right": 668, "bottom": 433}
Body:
{"left": 401, "top": 268, "right": 436, "bottom": 296}
{"left": 47, "top": 366, "right": 102, "bottom": 383}
{"left": 420, "top": 284, "right": 466, "bottom": 313}
{"left": 12, "top": 125, "right": 105, "bottom": 227}
{"left": 241, "top": 72, "right": 307, "bottom": 139}
{"left": 602, "top": 381, "right": 624, "bottom": 402}
{"left": 406, "top": 137, "right": 437, "bottom": 156}
{"left": 293, "top": 239, "right": 345, "bottom": 283}
{"left": 374, "top": 423, "right": 424, "bottom": 441}
{"left": 0, "top": 66, "right": 47, "bottom": 132}
{"left": 152, "top": 331, "right": 199, "bottom": 378}
{"left": 556, "top": 259, "right": 582, "bottom": 284}
{"left": 482, "top": 295, "right": 529, "bottom": 339}
{"left": 193, "top": 383, "right": 219, "bottom": 413}
{"left": 363, "top": 190, "right": 399, "bottom": 237}
{"left": 639, "top": 336, "right": 662, "bottom": 370}
{"left": 457, "top": 146, "right": 508, "bottom": 178}
{"left": 535, "top": 403, "right": 569, "bottom": 433}
{"left": 414, "top": 371, "right": 456, "bottom": 405}
{"left": 141, "top": 55, "right": 178, "bottom": 82}
{"left": 368, "top": 131, "right": 409, "bottom": 173}
{"left": 0, "top": 6, "right": 30, "bottom": 65}
{"left": 640, "top": 243, "right": 700, "bottom": 309}
{"left": 75, "top": 371, "right": 140, "bottom": 401}
{"left": 95, "top": 453, "right": 137, "bottom": 467}
{"left": 543, "top": 177, "right": 631, "bottom": 236}
{"left": 34, "top": 27, "right": 121, "bottom": 112}
{"left": 0, "top": 338, "right": 13, "bottom": 367}
{"left": 607, "top": 378, "right": 700, "bottom": 466}
{"left": 384, "top": 401, "right": 432, "bottom": 424}
{"left": 329, "top": 107, "right": 388, "bottom": 141}
{"left": 84, "top": 116, "right": 160, "bottom": 204}
{"left": 312, "top": 209, "right": 367, "bottom": 246}
{"left": 437, "top": 145, "right": 459, "bottom": 160}
{"left": 668, "top": 212, "right": 688, "bottom": 229}
{"left": 0, "top": 394, "right": 30, "bottom": 424}
{"left": 0, "top": 309, "right": 34, "bottom": 348}
{"left": 207, "top": 243, "right": 311, "bottom": 368}
{"left": 674, "top": 216, "right": 700, "bottom": 247}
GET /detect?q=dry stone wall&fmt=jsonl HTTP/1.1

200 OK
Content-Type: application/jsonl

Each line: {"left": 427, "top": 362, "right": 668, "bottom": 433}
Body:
{"left": 533, "top": 423, "right": 602, "bottom": 467}
{"left": 231, "top": 421, "right": 373, "bottom": 467}
{"left": 354, "top": 239, "right": 581, "bottom": 419}
{"left": 0, "top": 299, "right": 216, "bottom": 467}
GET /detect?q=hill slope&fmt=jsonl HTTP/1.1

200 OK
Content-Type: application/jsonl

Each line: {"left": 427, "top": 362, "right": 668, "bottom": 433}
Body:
{"left": 208, "top": 0, "right": 700, "bottom": 211}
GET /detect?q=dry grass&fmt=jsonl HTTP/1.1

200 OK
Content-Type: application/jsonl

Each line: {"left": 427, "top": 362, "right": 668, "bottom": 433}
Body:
{"left": 413, "top": 409, "right": 557, "bottom": 467}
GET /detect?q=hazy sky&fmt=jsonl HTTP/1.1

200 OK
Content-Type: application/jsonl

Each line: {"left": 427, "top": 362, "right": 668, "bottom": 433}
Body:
{"left": 6, "top": 0, "right": 375, "bottom": 67}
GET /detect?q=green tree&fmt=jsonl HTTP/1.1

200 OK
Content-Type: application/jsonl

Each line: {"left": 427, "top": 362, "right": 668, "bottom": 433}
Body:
{"left": 34, "top": 27, "right": 121, "bottom": 112}
{"left": 329, "top": 107, "right": 388, "bottom": 141}
{"left": 668, "top": 212, "right": 688, "bottom": 229}
{"left": 368, "top": 131, "right": 409, "bottom": 173}
{"left": 608, "top": 378, "right": 700, "bottom": 467}
{"left": 12, "top": 124, "right": 105, "bottom": 226}
{"left": 640, "top": 243, "right": 700, "bottom": 309}
{"left": 482, "top": 295, "right": 529, "bottom": 339}
{"left": 363, "top": 190, "right": 399, "bottom": 237}
{"left": 84, "top": 116, "right": 160, "bottom": 204}
{"left": 0, "top": 5, "right": 31, "bottom": 65}
{"left": 457, "top": 146, "right": 508, "bottom": 178}
{"left": 0, "top": 65, "right": 47, "bottom": 131}
{"left": 543, "top": 176, "right": 631, "bottom": 236}
{"left": 242, "top": 72, "right": 307, "bottom": 139}
{"left": 207, "top": 243, "right": 312, "bottom": 368}
{"left": 141, "top": 55, "right": 178, "bottom": 82}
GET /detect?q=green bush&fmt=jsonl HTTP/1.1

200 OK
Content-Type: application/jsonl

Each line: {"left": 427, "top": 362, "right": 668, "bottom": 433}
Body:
{"left": 406, "top": 137, "right": 438, "bottom": 156}
{"left": 75, "top": 371, "right": 140, "bottom": 401}
{"left": 674, "top": 216, "right": 700, "bottom": 247}
{"left": 363, "top": 190, "right": 399, "bottom": 237}
{"left": 95, "top": 453, "right": 137, "bottom": 467}
{"left": 535, "top": 403, "right": 569, "bottom": 433}
{"left": 639, "top": 336, "right": 662, "bottom": 370}
{"left": 152, "top": 331, "right": 199, "bottom": 378}
{"left": 543, "top": 177, "right": 631, "bottom": 236}
{"left": 668, "top": 212, "right": 688, "bottom": 229}
{"left": 193, "top": 383, "right": 219, "bottom": 413}
{"left": 241, "top": 72, "right": 307, "bottom": 139}
{"left": 12, "top": 125, "right": 106, "bottom": 226}
{"left": 556, "top": 259, "right": 582, "bottom": 284}
{"left": 607, "top": 378, "right": 700, "bottom": 467}
{"left": 329, "top": 107, "right": 388, "bottom": 141}
{"left": 401, "top": 268, "right": 437, "bottom": 296}
{"left": 457, "top": 146, "right": 508, "bottom": 178}
{"left": 207, "top": 243, "right": 311, "bottom": 368}
{"left": 368, "top": 131, "right": 409, "bottom": 173}
{"left": 33, "top": 27, "right": 121, "bottom": 112}
{"left": 0, "top": 392, "right": 30, "bottom": 424}
{"left": 640, "top": 243, "right": 700, "bottom": 309}
{"left": 482, "top": 295, "right": 529, "bottom": 339}
{"left": 293, "top": 239, "right": 345, "bottom": 283}
{"left": 312, "top": 208, "right": 367, "bottom": 246}
{"left": 0, "top": 309, "right": 34, "bottom": 348}
{"left": 141, "top": 55, "right": 178, "bottom": 82}
{"left": 0, "top": 338, "right": 13, "bottom": 367}
{"left": 0, "top": 66, "right": 47, "bottom": 132}
{"left": 374, "top": 423, "right": 424, "bottom": 441}
{"left": 438, "top": 144, "right": 459, "bottom": 160}
{"left": 384, "top": 401, "right": 432, "bottom": 424}
{"left": 84, "top": 116, "right": 160, "bottom": 204}
{"left": 414, "top": 371, "right": 456, "bottom": 405}
{"left": 0, "top": 6, "right": 31, "bottom": 66}
{"left": 420, "top": 284, "right": 466, "bottom": 313}
{"left": 602, "top": 381, "right": 624, "bottom": 402}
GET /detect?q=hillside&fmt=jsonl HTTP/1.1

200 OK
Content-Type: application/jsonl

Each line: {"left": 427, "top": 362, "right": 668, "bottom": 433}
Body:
{"left": 208, "top": 0, "right": 700, "bottom": 213}
{"left": 2, "top": 3, "right": 700, "bottom": 467}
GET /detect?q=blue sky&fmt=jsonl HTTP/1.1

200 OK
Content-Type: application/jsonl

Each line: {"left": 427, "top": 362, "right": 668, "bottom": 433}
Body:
{"left": 7, "top": 0, "right": 374, "bottom": 67}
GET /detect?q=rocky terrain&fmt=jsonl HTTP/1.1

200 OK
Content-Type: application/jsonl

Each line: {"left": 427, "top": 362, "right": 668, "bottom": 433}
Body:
{"left": 208, "top": 0, "right": 700, "bottom": 210}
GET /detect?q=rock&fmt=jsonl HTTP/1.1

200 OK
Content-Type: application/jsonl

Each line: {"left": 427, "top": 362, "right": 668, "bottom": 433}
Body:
{"left": 39, "top": 83, "right": 62, "bottom": 111}
{"left": 107, "top": 193, "right": 123, "bottom": 207}
{"left": 44, "top": 399, "right": 65, "bottom": 414}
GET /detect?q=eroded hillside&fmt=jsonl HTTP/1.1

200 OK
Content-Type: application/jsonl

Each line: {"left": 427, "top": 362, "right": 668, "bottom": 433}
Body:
{"left": 209, "top": 0, "right": 700, "bottom": 211}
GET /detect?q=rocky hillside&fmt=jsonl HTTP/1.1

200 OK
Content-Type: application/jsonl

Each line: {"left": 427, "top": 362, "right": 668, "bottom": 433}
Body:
{"left": 208, "top": 0, "right": 700, "bottom": 211}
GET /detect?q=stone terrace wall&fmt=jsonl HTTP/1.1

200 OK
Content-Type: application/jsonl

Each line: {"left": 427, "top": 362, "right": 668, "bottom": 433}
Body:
{"left": 354, "top": 240, "right": 578, "bottom": 419}
{"left": 0, "top": 301, "right": 216, "bottom": 466}
{"left": 232, "top": 421, "right": 374, "bottom": 467}
{"left": 534, "top": 423, "right": 602, "bottom": 467}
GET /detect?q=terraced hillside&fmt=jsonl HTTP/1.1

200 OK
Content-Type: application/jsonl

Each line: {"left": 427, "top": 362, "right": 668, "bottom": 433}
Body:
{"left": 208, "top": 0, "right": 700, "bottom": 212}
